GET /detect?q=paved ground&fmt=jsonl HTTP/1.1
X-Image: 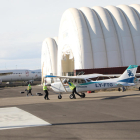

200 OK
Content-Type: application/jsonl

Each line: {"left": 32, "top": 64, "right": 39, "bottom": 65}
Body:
{"left": 0, "top": 86, "right": 140, "bottom": 140}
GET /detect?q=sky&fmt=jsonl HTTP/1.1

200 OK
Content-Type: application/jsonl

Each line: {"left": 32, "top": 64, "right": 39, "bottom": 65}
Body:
{"left": 0, "top": 0, "right": 139, "bottom": 70}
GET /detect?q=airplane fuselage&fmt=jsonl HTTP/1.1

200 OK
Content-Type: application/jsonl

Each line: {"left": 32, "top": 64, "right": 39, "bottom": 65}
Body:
{"left": 51, "top": 78, "right": 124, "bottom": 93}
{"left": 0, "top": 69, "right": 41, "bottom": 82}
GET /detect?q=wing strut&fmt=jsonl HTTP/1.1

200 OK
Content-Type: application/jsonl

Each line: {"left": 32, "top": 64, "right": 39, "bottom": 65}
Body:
{"left": 59, "top": 78, "right": 67, "bottom": 92}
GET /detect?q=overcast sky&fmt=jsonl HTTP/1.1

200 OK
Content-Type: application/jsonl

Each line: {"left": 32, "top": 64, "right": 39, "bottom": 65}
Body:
{"left": 0, "top": 0, "right": 139, "bottom": 70}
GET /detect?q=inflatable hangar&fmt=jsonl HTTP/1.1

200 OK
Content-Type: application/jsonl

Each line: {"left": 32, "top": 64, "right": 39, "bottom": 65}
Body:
{"left": 41, "top": 4, "right": 140, "bottom": 82}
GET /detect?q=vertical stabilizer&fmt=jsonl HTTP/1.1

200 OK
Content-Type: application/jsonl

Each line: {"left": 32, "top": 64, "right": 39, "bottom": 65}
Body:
{"left": 118, "top": 65, "right": 138, "bottom": 83}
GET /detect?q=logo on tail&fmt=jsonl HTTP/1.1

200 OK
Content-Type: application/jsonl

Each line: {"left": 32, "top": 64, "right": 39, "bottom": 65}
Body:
{"left": 127, "top": 70, "right": 134, "bottom": 77}
{"left": 118, "top": 65, "right": 138, "bottom": 83}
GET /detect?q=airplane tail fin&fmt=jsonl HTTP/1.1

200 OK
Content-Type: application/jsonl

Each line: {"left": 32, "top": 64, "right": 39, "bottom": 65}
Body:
{"left": 118, "top": 65, "right": 138, "bottom": 83}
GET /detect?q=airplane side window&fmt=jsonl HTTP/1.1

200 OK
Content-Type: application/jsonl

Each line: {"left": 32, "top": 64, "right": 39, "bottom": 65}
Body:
{"left": 78, "top": 80, "right": 81, "bottom": 83}
{"left": 87, "top": 79, "right": 91, "bottom": 82}
{"left": 81, "top": 80, "right": 86, "bottom": 83}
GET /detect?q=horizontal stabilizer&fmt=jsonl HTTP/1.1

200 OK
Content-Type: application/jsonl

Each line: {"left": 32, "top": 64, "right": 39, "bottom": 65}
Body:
{"left": 116, "top": 83, "right": 135, "bottom": 87}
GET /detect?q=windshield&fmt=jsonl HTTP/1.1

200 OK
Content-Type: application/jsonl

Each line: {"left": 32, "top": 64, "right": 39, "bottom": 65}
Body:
{"left": 86, "top": 79, "right": 92, "bottom": 82}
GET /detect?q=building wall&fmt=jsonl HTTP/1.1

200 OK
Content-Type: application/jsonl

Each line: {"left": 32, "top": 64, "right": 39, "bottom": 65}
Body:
{"left": 74, "top": 66, "right": 140, "bottom": 76}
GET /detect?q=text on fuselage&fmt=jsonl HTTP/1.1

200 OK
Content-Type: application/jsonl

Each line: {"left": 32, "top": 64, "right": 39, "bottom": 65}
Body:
{"left": 95, "top": 83, "right": 113, "bottom": 87}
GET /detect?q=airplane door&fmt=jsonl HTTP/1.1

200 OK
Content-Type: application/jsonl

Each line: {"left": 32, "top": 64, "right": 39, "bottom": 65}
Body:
{"left": 77, "top": 79, "right": 87, "bottom": 92}
{"left": 76, "top": 79, "right": 81, "bottom": 92}
{"left": 25, "top": 70, "right": 29, "bottom": 80}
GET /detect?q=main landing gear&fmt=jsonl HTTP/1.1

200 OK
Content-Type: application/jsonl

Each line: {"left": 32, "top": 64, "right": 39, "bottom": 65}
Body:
{"left": 69, "top": 93, "right": 86, "bottom": 99}
{"left": 118, "top": 87, "right": 126, "bottom": 92}
{"left": 58, "top": 94, "right": 62, "bottom": 99}
{"left": 57, "top": 93, "right": 86, "bottom": 99}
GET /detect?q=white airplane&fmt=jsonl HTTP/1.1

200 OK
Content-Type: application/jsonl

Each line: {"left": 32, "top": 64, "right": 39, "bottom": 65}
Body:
{"left": 0, "top": 69, "right": 41, "bottom": 84}
{"left": 45, "top": 65, "right": 138, "bottom": 99}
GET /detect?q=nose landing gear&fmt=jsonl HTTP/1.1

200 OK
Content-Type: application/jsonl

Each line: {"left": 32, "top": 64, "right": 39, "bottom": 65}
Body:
{"left": 69, "top": 94, "right": 74, "bottom": 99}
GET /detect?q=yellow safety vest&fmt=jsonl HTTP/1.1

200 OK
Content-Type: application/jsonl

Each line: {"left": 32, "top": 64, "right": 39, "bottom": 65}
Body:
{"left": 27, "top": 84, "right": 31, "bottom": 90}
{"left": 68, "top": 82, "right": 75, "bottom": 90}
{"left": 43, "top": 83, "right": 47, "bottom": 90}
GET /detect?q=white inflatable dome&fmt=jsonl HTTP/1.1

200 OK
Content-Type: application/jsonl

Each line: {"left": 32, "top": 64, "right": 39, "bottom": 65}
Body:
{"left": 41, "top": 37, "right": 58, "bottom": 83}
{"left": 41, "top": 4, "right": 140, "bottom": 77}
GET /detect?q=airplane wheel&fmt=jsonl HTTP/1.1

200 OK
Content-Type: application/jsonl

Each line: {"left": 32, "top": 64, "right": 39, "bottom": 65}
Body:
{"left": 58, "top": 94, "right": 62, "bottom": 99}
{"left": 139, "top": 87, "right": 140, "bottom": 91}
{"left": 69, "top": 94, "right": 74, "bottom": 99}
{"left": 81, "top": 93, "right": 85, "bottom": 98}
{"left": 118, "top": 88, "right": 121, "bottom": 91}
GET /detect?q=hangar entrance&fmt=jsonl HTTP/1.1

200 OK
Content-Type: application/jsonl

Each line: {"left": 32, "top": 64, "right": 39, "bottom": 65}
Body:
{"left": 61, "top": 46, "right": 74, "bottom": 76}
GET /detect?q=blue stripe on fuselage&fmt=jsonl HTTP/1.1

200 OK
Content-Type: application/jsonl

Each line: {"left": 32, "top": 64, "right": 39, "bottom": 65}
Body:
{"left": 80, "top": 81, "right": 100, "bottom": 85}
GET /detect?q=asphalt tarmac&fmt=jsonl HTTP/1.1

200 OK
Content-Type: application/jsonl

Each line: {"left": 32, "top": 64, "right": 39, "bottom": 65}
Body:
{"left": 0, "top": 85, "right": 140, "bottom": 140}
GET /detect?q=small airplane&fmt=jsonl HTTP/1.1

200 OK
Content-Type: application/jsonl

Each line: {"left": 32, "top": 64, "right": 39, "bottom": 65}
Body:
{"left": 0, "top": 69, "right": 41, "bottom": 84}
{"left": 44, "top": 65, "right": 138, "bottom": 99}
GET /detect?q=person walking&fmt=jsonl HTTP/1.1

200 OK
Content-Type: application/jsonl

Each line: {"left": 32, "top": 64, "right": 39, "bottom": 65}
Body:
{"left": 27, "top": 82, "right": 33, "bottom": 96}
{"left": 43, "top": 81, "right": 50, "bottom": 100}
{"left": 65, "top": 80, "right": 81, "bottom": 99}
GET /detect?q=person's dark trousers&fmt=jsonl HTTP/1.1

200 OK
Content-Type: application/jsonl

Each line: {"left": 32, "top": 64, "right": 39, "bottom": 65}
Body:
{"left": 27, "top": 89, "right": 32, "bottom": 96}
{"left": 72, "top": 87, "right": 81, "bottom": 97}
{"left": 44, "top": 90, "right": 49, "bottom": 99}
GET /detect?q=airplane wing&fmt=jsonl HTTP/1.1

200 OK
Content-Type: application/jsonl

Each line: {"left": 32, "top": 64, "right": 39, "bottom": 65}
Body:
{"left": 0, "top": 72, "right": 13, "bottom": 76}
{"left": 45, "top": 72, "right": 140, "bottom": 80}
{"left": 101, "top": 74, "right": 121, "bottom": 77}
{"left": 99, "top": 73, "right": 140, "bottom": 77}
{"left": 45, "top": 73, "right": 104, "bottom": 79}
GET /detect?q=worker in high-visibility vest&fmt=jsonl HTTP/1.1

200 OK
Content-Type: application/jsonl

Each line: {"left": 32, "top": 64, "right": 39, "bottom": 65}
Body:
{"left": 43, "top": 81, "right": 50, "bottom": 100}
{"left": 27, "top": 82, "right": 33, "bottom": 96}
{"left": 65, "top": 80, "right": 81, "bottom": 99}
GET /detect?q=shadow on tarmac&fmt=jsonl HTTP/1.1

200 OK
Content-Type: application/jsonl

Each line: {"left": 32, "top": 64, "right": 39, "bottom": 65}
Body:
{"left": 102, "top": 93, "right": 140, "bottom": 100}
{"left": 52, "top": 119, "right": 140, "bottom": 126}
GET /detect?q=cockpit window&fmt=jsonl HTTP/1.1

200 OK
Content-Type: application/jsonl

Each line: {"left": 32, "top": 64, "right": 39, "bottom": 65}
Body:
{"left": 81, "top": 79, "right": 86, "bottom": 83}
